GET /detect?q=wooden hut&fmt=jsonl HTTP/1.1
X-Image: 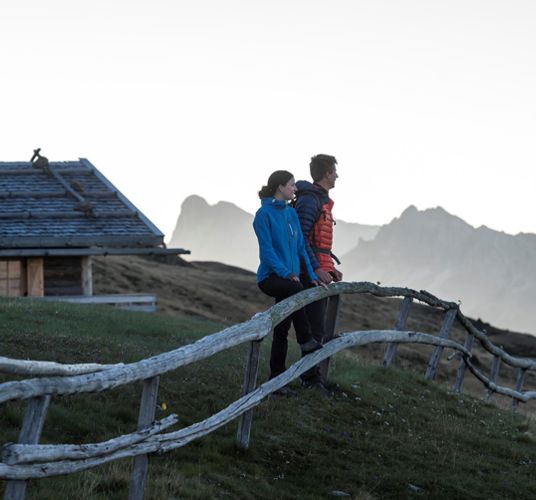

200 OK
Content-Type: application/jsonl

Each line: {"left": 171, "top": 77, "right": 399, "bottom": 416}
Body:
{"left": 0, "top": 156, "right": 188, "bottom": 308}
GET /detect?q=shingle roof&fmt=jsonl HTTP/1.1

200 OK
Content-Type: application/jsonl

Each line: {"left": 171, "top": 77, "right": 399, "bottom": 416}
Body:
{"left": 0, "top": 158, "right": 164, "bottom": 249}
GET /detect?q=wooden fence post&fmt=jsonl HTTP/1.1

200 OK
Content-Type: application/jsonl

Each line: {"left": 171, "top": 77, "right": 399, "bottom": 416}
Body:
{"left": 4, "top": 395, "right": 51, "bottom": 500}
{"left": 236, "top": 340, "right": 262, "bottom": 450}
{"left": 128, "top": 376, "right": 160, "bottom": 500}
{"left": 318, "top": 294, "right": 341, "bottom": 382}
{"left": 383, "top": 296, "right": 413, "bottom": 367}
{"left": 452, "top": 333, "right": 474, "bottom": 394}
{"left": 485, "top": 354, "right": 502, "bottom": 402}
{"left": 425, "top": 308, "right": 457, "bottom": 381}
{"left": 512, "top": 368, "right": 526, "bottom": 412}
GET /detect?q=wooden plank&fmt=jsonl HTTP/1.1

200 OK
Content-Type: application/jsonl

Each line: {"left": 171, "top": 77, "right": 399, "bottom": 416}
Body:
{"left": 236, "top": 340, "right": 262, "bottom": 449}
{"left": 9, "top": 260, "right": 21, "bottom": 296}
{"left": 0, "top": 260, "right": 23, "bottom": 297}
{"left": 40, "top": 294, "right": 156, "bottom": 312}
{"left": 0, "top": 355, "right": 123, "bottom": 376}
{"left": 8, "top": 260, "right": 21, "bottom": 278}
{"left": 3, "top": 395, "right": 51, "bottom": 500}
{"left": 0, "top": 260, "right": 8, "bottom": 279}
{"left": 485, "top": 353, "right": 502, "bottom": 402}
{"left": 425, "top": 308, "right": 458, "bottom": 380}
{"left": 81, "top": 256, "right": 93, "bottom": 296}
{"left": 128, "top": 376, "right": 160, "bottom": 500}
{"left": 0, "top": 167, "right": 92, "bottom": 175}
{"left": 3, "top": 415, "right": 178, "bottom": 465}
{"left": 0, "top": 210, "right": 137, "bottom": 219}
{"left": 383, "top": 296, "right": 413, "bottom": 367}
{"left": 39, "top": 294, "right": 155, "bottom": 304}
{"left": 45, "top": 167, "right": 86, "bottom": 203}
{"left": 512, "top": 368, "right": 526, "bottom": 412}
{"left": 0, "top": 189, "right": 112, "bottom": 201}
{"left": 318, "top": 295, "right": 341, "bottom": 381}
{"left": 0, "top": 234, "right": 163, "bottom": 249}
{"left": 20, "top": 260, "right": 27, "bottom": 296}
{"left": 0, "top": 190, "right": 67, "bottom": 198}
{"left": 43, "top": 256, "right": 83, "bottom": 296}
{"left": 26, "top": 258, "right": 44, "bottom": 297}
{"left": 452, "top": 333, "right": 474, "bottom": 393}
{"left": 0, "top": 247, "right": 191, "bottom": 258}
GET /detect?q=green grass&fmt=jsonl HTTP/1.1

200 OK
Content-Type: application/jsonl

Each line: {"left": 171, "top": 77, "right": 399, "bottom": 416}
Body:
{"left": 1, "top": 298, "right": 535, "bottom": 499}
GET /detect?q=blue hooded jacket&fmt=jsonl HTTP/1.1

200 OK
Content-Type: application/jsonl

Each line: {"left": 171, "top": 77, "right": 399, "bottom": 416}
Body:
{"left": 253, "top": 197, "right": 318, "bottom": 283}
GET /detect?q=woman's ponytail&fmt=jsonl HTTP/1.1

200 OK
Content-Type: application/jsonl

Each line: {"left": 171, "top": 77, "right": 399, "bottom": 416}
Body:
{"left": 258, "top": 170, "right": 293, "bottom": 199}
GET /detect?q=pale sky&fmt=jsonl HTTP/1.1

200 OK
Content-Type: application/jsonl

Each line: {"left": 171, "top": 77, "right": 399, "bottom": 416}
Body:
{"left": 1, "top": 1, "right": 535, "bottom": 240}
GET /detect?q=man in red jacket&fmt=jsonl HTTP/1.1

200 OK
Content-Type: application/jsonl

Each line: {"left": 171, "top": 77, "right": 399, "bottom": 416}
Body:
{"left": 295, "top": 154, "right": 343, "bottom": 390}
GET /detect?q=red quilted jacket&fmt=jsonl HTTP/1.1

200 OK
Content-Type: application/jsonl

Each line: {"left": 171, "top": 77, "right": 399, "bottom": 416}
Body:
{"left": 310, "top": 197, "right": 335, "bottom": 272}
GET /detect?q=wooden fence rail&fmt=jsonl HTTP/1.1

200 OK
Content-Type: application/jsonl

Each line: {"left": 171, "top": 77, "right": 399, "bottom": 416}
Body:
{"left": 1, "top": 281, "right": 535, "bottom": 499}
{"left": 0, "top": 331, "right": 472, "bottom": 480}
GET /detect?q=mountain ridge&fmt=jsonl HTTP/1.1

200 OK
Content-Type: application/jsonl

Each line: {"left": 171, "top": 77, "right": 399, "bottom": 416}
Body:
{"left": 169, "top": 195, "right": 380, "bottom": 271}
{"left": 341, "top": 205, "right": 536, "bottom": 334}
{"left": 169, "top": 196, "right": 535, "bottom": 335}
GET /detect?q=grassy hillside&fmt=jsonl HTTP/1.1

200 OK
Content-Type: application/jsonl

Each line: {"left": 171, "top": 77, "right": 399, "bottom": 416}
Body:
{"left": 1, "top": 299, "right": 536, "bottom": 499}
{"left": 92, "top": 255, "right": 536, "bottom": 413}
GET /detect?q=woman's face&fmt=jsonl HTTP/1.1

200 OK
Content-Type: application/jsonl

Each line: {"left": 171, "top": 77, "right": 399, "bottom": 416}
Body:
{"left": 279, "top": 177, "right": 297, "bottom": 201}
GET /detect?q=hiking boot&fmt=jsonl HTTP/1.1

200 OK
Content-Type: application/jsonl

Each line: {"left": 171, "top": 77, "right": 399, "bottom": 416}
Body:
{"left": 300, "top": 338, "right": 323, "bottom": 355}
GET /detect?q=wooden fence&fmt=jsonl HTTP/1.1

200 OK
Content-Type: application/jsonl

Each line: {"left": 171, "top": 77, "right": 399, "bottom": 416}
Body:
{"left": 1, "top": 281, "right": 535, "bottom": 499}
{"left": 39, "top": 294, "right": 157, "bottom": 313}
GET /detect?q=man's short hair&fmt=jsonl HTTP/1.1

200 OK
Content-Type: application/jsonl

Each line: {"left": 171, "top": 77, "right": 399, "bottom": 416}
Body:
{"left": 310, "top": 154, "right": 337, "bottom": 182}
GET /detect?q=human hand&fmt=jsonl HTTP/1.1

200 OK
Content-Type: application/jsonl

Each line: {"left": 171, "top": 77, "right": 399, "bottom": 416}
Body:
{"left": 312, "top": 279, "right": 329, "bottom": 290}
{"left": 289, "top": 275, "right": 300, "bottom": 282}
{"left": 331, "top": 268, "right": 343, "bottom": 282}
{"left": 315, "top": 268, "right": 333, "bottom": 284}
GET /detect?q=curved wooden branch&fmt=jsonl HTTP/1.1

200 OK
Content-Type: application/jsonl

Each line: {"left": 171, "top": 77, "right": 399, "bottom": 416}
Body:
{"left": 0, "top": 330, "right": 469, "bottom": 479}
{"left": 0, "top": 357, "right": 123, "bottom": 377}
{"left": 1, "top": 414, "right": 178, "bottom": 465}
{"left": 1, "top": 281, "right": 534, "bottom": 403}
{"left": 0, "top": 312, "right": 273, "bottom": 404}
{"left": 462, "top": 358, "right": 536, "bottom": 402}
{"left": 277, "top": 282, "right": 536, "bottom": 371}
{"left": 455, "top": 313, "right": 536, "bottom": 370}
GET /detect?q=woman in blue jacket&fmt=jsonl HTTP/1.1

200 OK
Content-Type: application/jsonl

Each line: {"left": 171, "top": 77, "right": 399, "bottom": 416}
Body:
{"left": 253, "top": 170, "right": 324, "bottom": 385}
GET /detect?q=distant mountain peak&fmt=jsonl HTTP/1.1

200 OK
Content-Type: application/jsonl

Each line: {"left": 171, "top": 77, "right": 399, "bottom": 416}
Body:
{"left": 341, "top": 203, "right": 536, "bottom": 334}
{"left": 213, "top": 200, "right": 252, "bottom": 215}
{"left": 181, "top": 195, "right": 251, "bottom": 216}
{"left": 396, "top": 205, "right": 471, "bottom": 229}
{"left": 400, "top": 205, "right": 451, "bottom": 219}
{"left": 182, "top": 194, "right": 209, "bottom": 209}
{"left": 400, "top": 205, "right": 418, "bottom": 217}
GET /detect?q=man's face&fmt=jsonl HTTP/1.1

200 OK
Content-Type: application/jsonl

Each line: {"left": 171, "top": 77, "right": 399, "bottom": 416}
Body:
{"left": 325, "top": 166, "right": 338, "bottom": 190}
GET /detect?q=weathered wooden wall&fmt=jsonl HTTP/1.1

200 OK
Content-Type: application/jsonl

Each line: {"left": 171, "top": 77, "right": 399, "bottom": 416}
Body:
{"left": 43, "top": 257, "right": 83, "bottom": 296}
{"left": 0, "top": 260, "right": 23, "bottom": 296}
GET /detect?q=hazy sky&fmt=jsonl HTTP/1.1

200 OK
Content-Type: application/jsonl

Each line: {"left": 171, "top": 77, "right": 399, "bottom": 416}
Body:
{"left": 1, "top": 1, "right": 535, "bottom": 240}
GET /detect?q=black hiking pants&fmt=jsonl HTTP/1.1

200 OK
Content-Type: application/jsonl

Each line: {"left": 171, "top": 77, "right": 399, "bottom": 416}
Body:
{"left": 258, "top": 274, "right": 313, "bottom": 378}
{"left": 300, "top": 274, "right": 329, "bottom": 383}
